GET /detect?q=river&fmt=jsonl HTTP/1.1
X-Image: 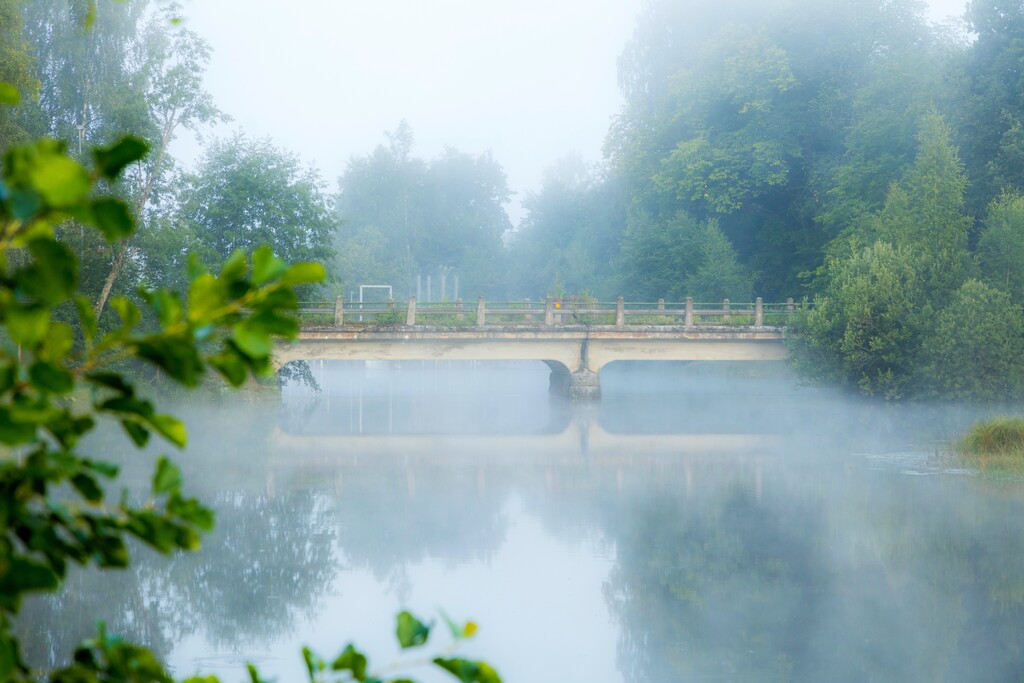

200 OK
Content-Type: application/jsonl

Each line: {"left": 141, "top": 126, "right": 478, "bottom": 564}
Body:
{"left": 16, "top": 361, "right": 1024, "bottom": 682}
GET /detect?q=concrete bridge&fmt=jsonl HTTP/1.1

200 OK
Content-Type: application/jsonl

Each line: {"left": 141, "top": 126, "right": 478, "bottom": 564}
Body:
{"left": 279, "top": 297, "right": 794, "bottom": 399}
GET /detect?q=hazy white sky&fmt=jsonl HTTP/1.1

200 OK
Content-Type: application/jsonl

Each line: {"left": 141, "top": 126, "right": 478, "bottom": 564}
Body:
{"left": 179, "top": 0, "right": 969, "bottom": 223}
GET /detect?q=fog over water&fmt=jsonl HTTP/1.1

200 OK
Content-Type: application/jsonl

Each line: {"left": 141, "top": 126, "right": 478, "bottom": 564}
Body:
{"left": 16, "top": 362, "right": 1024, "bottom": 682}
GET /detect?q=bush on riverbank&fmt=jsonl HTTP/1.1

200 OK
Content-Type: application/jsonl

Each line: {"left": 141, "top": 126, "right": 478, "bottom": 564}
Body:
{"left": 956, "top": 417, "right": 1024, "bottom": 473}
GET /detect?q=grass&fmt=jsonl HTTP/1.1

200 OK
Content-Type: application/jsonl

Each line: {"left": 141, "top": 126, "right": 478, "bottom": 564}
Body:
{"left": 955, "top": 417, "right": 1024, "bottom": 474}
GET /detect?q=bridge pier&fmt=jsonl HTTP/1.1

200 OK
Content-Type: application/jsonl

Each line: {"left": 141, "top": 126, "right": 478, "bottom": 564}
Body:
{"left": 546, "top": 362, "right": 601, "bottom": 400}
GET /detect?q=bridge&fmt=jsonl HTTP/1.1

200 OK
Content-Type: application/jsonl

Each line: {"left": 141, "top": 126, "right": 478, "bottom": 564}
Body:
{"left": 278, "top": 296, "right": 796, "bottom": 399}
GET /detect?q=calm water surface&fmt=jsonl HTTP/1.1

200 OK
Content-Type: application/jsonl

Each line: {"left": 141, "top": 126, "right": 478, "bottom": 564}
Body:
{"left": 17, "top": 361, "right": 1024, "bottom": 682}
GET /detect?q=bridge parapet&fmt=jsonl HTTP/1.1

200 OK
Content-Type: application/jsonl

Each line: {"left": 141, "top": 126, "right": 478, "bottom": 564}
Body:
{"left": 300, "top": 296, "right": 800, "bottom": 329}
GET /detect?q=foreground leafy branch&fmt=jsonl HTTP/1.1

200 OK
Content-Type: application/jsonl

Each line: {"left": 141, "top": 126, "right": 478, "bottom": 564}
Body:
{"left": 0, "top": 124, "right": 499, "bottom": 680}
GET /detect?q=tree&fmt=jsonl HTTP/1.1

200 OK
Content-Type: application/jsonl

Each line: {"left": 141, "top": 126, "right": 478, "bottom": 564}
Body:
{"left": 977, "top": 190, "right": 1024, "bottom": 301}
{"left": 918, "top": 279, "right": 1024, "bottom": 399}
{"left": 508, "top": 158, "right": 626, "bottom": 299}
{"left": 336, "top": 123, "right": 511, "bottom": 298}
{"left": 684, "top": 219, "right": 754, "bottom": 302}
{"left": 14, "top": 0, "right": 225, "bottom": 315}
{"left": 0, "top": 0, "right": 37, "bottom": 151}
{"left": 791, "top": 241, "right": 924, "bottom": 398}
{"left": 957, "top": 0, "right": 1024, "bottom": 213}
{"left": 178, "top": 134, "right": 337, "bottom": 298}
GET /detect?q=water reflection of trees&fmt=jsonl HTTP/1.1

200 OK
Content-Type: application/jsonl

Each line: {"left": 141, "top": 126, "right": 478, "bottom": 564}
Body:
{"left": 602, "top": 463, "right": 1024, "bottom": 682}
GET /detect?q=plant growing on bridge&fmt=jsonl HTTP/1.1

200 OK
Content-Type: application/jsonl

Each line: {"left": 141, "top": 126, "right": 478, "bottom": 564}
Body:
{"left": 0, "top": 97, "right": 500, "bottom": 681}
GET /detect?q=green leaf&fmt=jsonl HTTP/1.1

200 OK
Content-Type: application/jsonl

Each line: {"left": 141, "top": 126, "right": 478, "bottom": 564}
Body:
{"left": 219, "top": 249, "right": 247, "bottom": 284}
{"left": 0, "top": 82, "right": 19, "bottom": 106}
{"left": 231, "top": 321, "right": 272, "bottom": 359}
{"left": 252, "top": 245, "right": 288, "bottom": 284}
{"left": 0, "top": 407, "right": 37, "bottom": 445}
{"left": 71, "top": 473, "right": 104, "bottom": 503}
{"left": 76, "top": 295, "right": 98, "bottom": 343}
{"left": 92, "top": 137, "right": 149, "bottom": 179}
{"left": 38, "top": 322, "right": 75, "bottom": 362}
{"left": 29, "top": 361, "right": 74, "bottom": 394}
{"left": 120, "top": 419, "right": 149, "bottom": 447}
{"left": 16, "top": 238, "right": 77, "bottom": 305}
{"left": 208, "top": 353, "right": 248, "bottom": 387}
{"left": 150, "top": 414, "right": 186, "bottom": 449}
{"left": 7, "top": 304, "right": 50, "bottom": 347}
{"left": 153, "top": 456, "right": 182, "bottom": 495}
{"left": 330, "top": 644, "right": 368, "bottom": 681}
{"left": 29, "top": 154, "right": 91, "bottom": 208}
{"left": 110, "top": 296, "right": 141, "bottom": 329}
{"left": 280, "top": 262, "right": 326, "bottom": 287}
{"left": 133, "top": 336, "right": 204, "bottom": 387}
{"left": 187, "top": 273, "right": 224, "bottom": 321}
{"left": 86, "top": 372, "right": 134, "bottom": 395}
{"left": 147, "top": 289, "right": 184, "bottom": 328}
{"left": 0, "top": 557, "right": 59, "bottom": 596}
{"left": 433, "top": 658, "right": 502, "bottom": 683}
{"left": 91, "top": 197, "right": 135, "bottom": 241}
{"left": 396, "top": 611, "right": 431, "bottom": 649}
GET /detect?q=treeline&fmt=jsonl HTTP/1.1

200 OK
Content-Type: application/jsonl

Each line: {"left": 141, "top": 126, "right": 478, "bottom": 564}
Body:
{"left": 4, "top": 0, "right": 1024, "bottom": 399}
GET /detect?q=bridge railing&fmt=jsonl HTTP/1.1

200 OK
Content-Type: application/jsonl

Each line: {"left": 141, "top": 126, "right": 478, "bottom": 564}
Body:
{"left": 300, "top": 297, "right": 801, "bottom": 328}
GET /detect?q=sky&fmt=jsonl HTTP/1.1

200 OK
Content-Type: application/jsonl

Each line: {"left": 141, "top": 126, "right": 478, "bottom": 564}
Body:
{"left": 178, "top": 0, "right": 970, "bottom": 225}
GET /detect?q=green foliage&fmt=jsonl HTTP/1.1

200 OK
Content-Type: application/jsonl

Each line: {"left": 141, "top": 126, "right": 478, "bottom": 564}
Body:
{"left": 918, "top": 279, "right": 1024, "bottom": 400}
{"left": 790, "top": 241, "right": 923, "bottom": 398}
{"left": 335, "top": 122, "right": 511, "bottom": 297}
{"left": 978, "top": 190, "right": 1024, "bottom": 301}
{"left": 177, "top": 133, "right": 336, "bottom": 298}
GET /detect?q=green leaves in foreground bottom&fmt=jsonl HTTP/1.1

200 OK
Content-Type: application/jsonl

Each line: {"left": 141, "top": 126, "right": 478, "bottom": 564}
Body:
{"left": 292, "top": 611, "right": 500, "bottom": 683}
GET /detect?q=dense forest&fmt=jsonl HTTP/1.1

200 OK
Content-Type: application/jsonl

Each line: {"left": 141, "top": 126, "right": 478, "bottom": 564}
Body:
{"left": 3, "top": 0, "right": 1024, "bottom": 399}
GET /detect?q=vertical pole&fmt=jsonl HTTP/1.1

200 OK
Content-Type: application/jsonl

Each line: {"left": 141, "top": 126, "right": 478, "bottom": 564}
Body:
{"left": 456, "top": 298, "right": 465, "bottom": 321}
{"left": 426, "top": 275, "right": 432, "bottom": 303}
{"left": 441, "top": 269, "right": 447, "bottom": 302}
{"left": 334, "top": 295, "right": 344, "bottom": 326}
{"left": 416, "top": 275, "right": 421, "bottom": 301}
{"left": 525, "top": 298, "right": 533, "bottom": 323}
{"left": 723, "top": 298, "right": 731, "bottom": 321}
{"left": 755, "top": 297, "right": 763, "bottom": 328}
{"left": 545, "top": 297, "right": 554, "bottom": 326}
{"left": 453, "top": 275, "right": 459, "bottom": 302}
{"left": 406, "top": 296, "right": 417, "bottom": 326}
{"left": 787, "top": 297, "right": 795, "bottom": 312}
{"left": 657, "top": 298, "right": 665, "bottom": 311}
{"left": 616, "top": 296, "right": 625, "bottom": 326}
{"left": 685, "top": 297, "right": 694, "bottom": 327}
{"left": 476, "top": 296, "right": 486, "bottom": 326}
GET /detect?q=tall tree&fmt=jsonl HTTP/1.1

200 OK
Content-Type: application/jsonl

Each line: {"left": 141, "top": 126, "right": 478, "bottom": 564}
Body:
{"left": 335, "top": 123, "right": 511, "bottom": 298}
{"left": 177, "top": 134, "right": 337, "bottom": 297}
{"left": 978, "top": 190, "right": 1024, "bottom": 300}
{"left": 0, "top": 0, "right": 37, "bottom": 152}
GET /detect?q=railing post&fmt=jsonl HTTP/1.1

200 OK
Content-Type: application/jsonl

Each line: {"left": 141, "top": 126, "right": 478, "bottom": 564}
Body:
{"left": 334, "top": 295, "right": 344, "bottom": 326}
{"left": 723, "top": 298, "right": 730, "bottom": 321}
{"left": 456, "top": 298, "right": 465, "bottom": 321}
{"left": 406, "top": 296, "right": 416, "bottom": 326}
{"left": 755, "top": 297, "right": 763, "bottom": 328}
{"left": 787, "top": 297, "right": 795, "bottom": 312}
{"left": 545, "top": 297, "right": 554, "bottom": 326}
{"left": 685, "top": 297, "right": 694, "bottom": 327}
{"left": 476, "top": 296, "right": 486, "bottom": 326}
{"left": 616, "top": 296, "right": 625, "bottom": 326}
{"left": 524, "top": 298, "right": 533, "bottom": 323}
{"left": 657, "top": 298, "right": 665, "bottom": 311}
